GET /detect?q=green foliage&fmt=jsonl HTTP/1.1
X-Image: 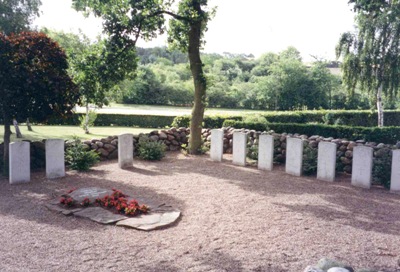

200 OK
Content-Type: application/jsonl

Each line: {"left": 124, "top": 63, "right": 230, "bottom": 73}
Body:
{"left": 65, "top": 137, "right": 100, "bottom": 171}
{"left": 247, "top": 145, "right": 258, "bottom": 161}
{"left": 0, "top": 0, "right": 41, "bottom": 35}
{"left": 223, "top": 120, "right": 268, "bottom": 132}
{"left": 302, "top": 143, "right": 318, "bottom": 175}
{"left": 137, "top": 138, "right": 166, "bottom": 161}
{"left": 172, "top": 114, "right": 242, "bottom": 128}
{"left": 372, "top": 149, "right": 392, "bottom": 189}
{"left": 79, "top": 110, "right": 97, "bottom": 133}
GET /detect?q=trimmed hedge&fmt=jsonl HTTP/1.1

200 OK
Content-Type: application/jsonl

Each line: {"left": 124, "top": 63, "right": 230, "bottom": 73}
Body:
{"left": 223, "top": 119, "right": 400, "bottom": 144}
{"left": 41, "top": 114, "right": 175, "bottom": 128}
{"left": 172, "top": 114, "right": 242, "bottom": 128}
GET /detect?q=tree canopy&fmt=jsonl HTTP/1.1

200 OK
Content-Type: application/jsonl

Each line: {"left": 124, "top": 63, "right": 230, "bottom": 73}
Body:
{"left": 0, "top": 0, "right": 41, "bottom": 35}
{"left": 336, "top": 0, "right": 400, "bottom": 126}
{"left": 72, "top": 0, "right": 214, "bottom": 154}
{"left": 0, "top": 32, "right": 79, "bottom": 173}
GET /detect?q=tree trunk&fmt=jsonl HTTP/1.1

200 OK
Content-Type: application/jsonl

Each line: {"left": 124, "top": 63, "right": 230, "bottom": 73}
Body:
{"left": 188, "top": 5, "right": 206, "bottom": 154}
{"left": 27, "top": 118, "right": 33, "bottom": 131}
{"left": 3, "top": 112, "right": 11, "bottom": 176}
{"left": 13, "top": 118, "right": 22, "bottom": 138}
{"left": 85, "top": 103, "right": 90, "bottom": 134}
{"left": 377, "top": 84, "right": 384, "bottom": 127}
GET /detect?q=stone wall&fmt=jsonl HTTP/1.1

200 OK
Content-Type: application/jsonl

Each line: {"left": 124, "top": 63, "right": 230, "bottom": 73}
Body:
{"left": 201, "top": 127, "right": 400, "bottom": 175}
{"left": 2, "top": 126, "right": 399, "bottom": 176}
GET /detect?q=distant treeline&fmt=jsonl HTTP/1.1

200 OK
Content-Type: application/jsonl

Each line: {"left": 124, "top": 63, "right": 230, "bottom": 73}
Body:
{"left": 113, "top": 46, "right": 398, "bottom": 110}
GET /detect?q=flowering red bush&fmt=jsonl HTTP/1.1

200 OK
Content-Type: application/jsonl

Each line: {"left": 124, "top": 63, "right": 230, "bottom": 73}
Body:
{"left": 60, "top": 188, "right": 150, "bottom": 217}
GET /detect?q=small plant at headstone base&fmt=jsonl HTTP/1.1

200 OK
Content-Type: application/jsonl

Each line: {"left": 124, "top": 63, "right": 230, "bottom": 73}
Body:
{"left": 65, "top": 136, "right": 100, "bottom": 171}
{"left": 247, "top": 144, "right": 258, "bottom": 161}
{"left": 81, "top": 198, "right": 91, "bottom": 207}
{"left": 137, "top": 137, "right": 166, "bottom": 161}
{"left": 373, "top": 149, "right": 392, "bottom": 189}
{"left": 302, "top": 143, "right": 318, "bottom": 175}
{"left": 180, "top": 143, "right": 189, "bottom": 156}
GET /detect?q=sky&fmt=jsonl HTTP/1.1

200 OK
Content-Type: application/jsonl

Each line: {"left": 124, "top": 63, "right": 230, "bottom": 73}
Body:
{"left": 33, "top": 0, "right": 357, "bottom": 62}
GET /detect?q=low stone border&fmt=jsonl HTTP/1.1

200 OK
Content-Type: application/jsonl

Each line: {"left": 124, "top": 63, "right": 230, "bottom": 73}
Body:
{"left": 45, "top": 187, "right": 181, "bottom": 231}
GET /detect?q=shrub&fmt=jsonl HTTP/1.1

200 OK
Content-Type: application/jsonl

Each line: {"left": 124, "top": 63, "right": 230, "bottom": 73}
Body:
{"left": 65, "top": 137, "right": 100, "bottom": 171}
{"left": 373, "top": 149, "right": 392, "bottom": 189}
{"left": 172, "top": 114, "right": 242, "bottom": 128}
{"left": 302, "top": 143, "right": 318, "bottom": 175}
{"left": 247, "top": 145, "right": 258, "bottom": 161}
{"left": 137, "top": 137, "right": 166, "bottom": 160}
{"left": 223, "top": 119, "right": 269, "bottom": 132}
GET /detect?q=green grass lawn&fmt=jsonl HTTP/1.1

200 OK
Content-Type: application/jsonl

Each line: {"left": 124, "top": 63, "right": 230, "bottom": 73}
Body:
{"left": 75, "top": 103, "right": 265, "bottom": 116}
{"left": 0, "top": 125, "right": 154, "bottom": 143}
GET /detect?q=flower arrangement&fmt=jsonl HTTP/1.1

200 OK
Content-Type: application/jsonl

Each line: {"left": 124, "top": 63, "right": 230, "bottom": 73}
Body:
{"left": 59, "top": 188, "right": 150, "bottom": 217}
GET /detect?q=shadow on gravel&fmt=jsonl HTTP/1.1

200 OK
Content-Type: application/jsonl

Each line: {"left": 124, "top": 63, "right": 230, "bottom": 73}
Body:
{"left": 138, "top": 152, "right": 400, "bottom": 236}
{"left": 0, "top": 161, "right": 185, "bottom": 231}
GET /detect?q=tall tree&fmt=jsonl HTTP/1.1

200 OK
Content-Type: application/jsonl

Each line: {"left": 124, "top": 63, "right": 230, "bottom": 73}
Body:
{"left": 0, "top": 0, "right": 41, "bottom": 35}
{"left": 0, "top": 32, "right": 79, "bottom": 174}
{"left": 44, "top": 29, "right": 137, "bottom": 134}
{"left": 72, "top": 0, "right": 214, "bottom": 154}
{"left": 336, "top": 0, "right": 400, "bottom": 126}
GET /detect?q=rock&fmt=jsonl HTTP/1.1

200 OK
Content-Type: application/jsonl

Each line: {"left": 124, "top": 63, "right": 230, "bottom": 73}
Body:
{"left": 150, "top": 130, "right": 159, "bottom": 135}
{"left": 396, "top": 141, "right": 400, "bottom": 149}
{"left": 111, "top": 139, "right": 118, "bottom": 145}
{"left": 149, "top": 135, "right": 159, "bottom": 141}
{"left": 169, "top": 145, "right": 180, "bottom": 151}
{"left": 343, "top": 165, "right": 352, "bottom": 173}
{"left": 159, "top": 132, "right": 168, "bottom": 140}
{"left": 171, "top": 140, "right": 180, "bottom": 146}
{"left": 356, "top": 139, "right": 366, "bottom": 144}
{"left": 347, "top": 142, "right": 357, "bottom": 150}
{"left": 103, "top": 143, "right": 116, "bottom": 152}
{"left": 345, "top": 150, "right": 353, "bottom": 158}
{"left": 374, "top": 147, "right": 390, "bottom": 158}
{"left": 309, "top": 140, "right": 318, "bottom": 148}
{"left": 340, "top": 157, "right": 352, "bottom": 165}
{"left": 91, "top": 143, "right": 98, "bottom": 150}
{"left": 107, "top": 149, "right": 118, "bottom": 160}
{"left": 317, "top": 258, "right": 346, "bottom": 271}
{"left": 303, "top": 266, "right": 324, "bottom": 272}
{"left": 73, "top": 207, "right": 127, "bottom": 224}
{"left": 68, "top": 187, "right": 114, "bottom": 203}
{"left": 95, "top": 141, "right": 104, "bottom": 148}
{"left": 116, "top": 211, "right": 180, "bottom": 231}
{"left": 327, "top": 268, "right": 350, "bottom": 272}
{"left": 97, "top": 148, "right": 109, "bottom": 157}
{"left": 83, "top": 140, "right": 92, "bottom": 145}
{"left": 167, "top": 134, "right": 175, "bottom": 141}
{"left": 357, "top": 269, "right": 378, "bottom": 272}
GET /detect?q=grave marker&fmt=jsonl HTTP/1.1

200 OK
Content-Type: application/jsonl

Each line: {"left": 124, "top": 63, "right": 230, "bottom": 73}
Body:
{"left": 118, "top": 133, "right": 133, "bottom": 168}
{"left": 210, "top": 129, "right": 224, "bottom": 162}
{"left": 317, "top": 142, "right": 337, "bottom": 182}
{"left": 258, "top": 135, "right": 274, "bottom": 171}
{"left": 351, "top": 146, "right": 373, "bottom": 189}
{"left": 390, "top": 150, "right": 400, "bottom": 192}
{"left": 9, "top": 141, "right": 30, "bottom": 184}
{"left": 285, "top": 137, "right": 303, "bottom": 176}
{"left": 46, "top": 139, "right": 65, "bottom": 179}
{"left": 233, "top": 132, "right": 247, "bottom": 166}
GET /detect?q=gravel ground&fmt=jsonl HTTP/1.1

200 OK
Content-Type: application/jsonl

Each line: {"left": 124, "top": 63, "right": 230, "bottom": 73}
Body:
{"left": 0, "top": 152, "right": 400, "bottom": 272}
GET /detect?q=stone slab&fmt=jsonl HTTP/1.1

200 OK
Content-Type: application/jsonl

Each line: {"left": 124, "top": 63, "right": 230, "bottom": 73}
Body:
{"left": 73, "top": 207, "right": 128, "bottom": 224}
{"left": 317, "top": 142, "right": 337, "bottom": 182}
{"left": 118, "top": 133, "right": 133, "bottom": 168}
{"left": 9, "top": 141, "right": 30, "bottom": 184}
{"left": 46, "top": 139, "right": 65, "bottom": 179}
{"left": 351, "top": 146, "right": 373, "bottom": 189}
{"left": 258, "top": 135, "right": 274, "bottom": 171}
{"left": 390, "top": 150, "right": 400, "bottom": 192}
{"left": 116, "top": 211, "right": 181, "bottom": 231}
{"left": 285, "top": 137, "right": 303, "bottom": 176}
{"left": 232, "top": 132, "right": 247, "bottom": 166}
{"left": 68, "top": 187, "right": 114, "bottom": 203}
{"left": 210, "top": 129, "right": 224, "bottom": 162}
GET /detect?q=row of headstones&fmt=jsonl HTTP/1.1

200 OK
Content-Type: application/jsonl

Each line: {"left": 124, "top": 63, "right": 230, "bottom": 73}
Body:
{"left": 8, "top": 134, "right": 135, "bottom": 184}
{"left": 210, "top": 129, "right": 400, "bottom": 191}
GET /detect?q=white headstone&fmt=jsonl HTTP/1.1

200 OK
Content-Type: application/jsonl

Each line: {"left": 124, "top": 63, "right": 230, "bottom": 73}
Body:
{"left": 317, "top": 142, "right": 337, "bottom": 182}
{"left": 118, "top": 133, "right": 133, "bottom": 169}
{"left": 351, "top": 146, "right": 373, "bottom": 189}
{"left": 210, "top": 129, "right": 224, "bottom": 162}
{"left": 9, "top": 141, "right": 30, "bottom": 184}
{"left": 232, "top": 132, "right": 247, "bottom": 166}
{"left": 390, "top": 150, "right": 400, "bottom": 192}
{"left": 285, "top": 137, "right": 303, "bottom": 176}
{"left": 258, "top": 135, "right": 274, "bottom": 171}
{"left": 46, "top": 139, "right": 65, "bottom": 179}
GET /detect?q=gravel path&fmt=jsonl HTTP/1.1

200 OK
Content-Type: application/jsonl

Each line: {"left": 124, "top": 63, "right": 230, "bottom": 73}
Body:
{"left": 0, "top": 152, "right": 399, "bottom": 272}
